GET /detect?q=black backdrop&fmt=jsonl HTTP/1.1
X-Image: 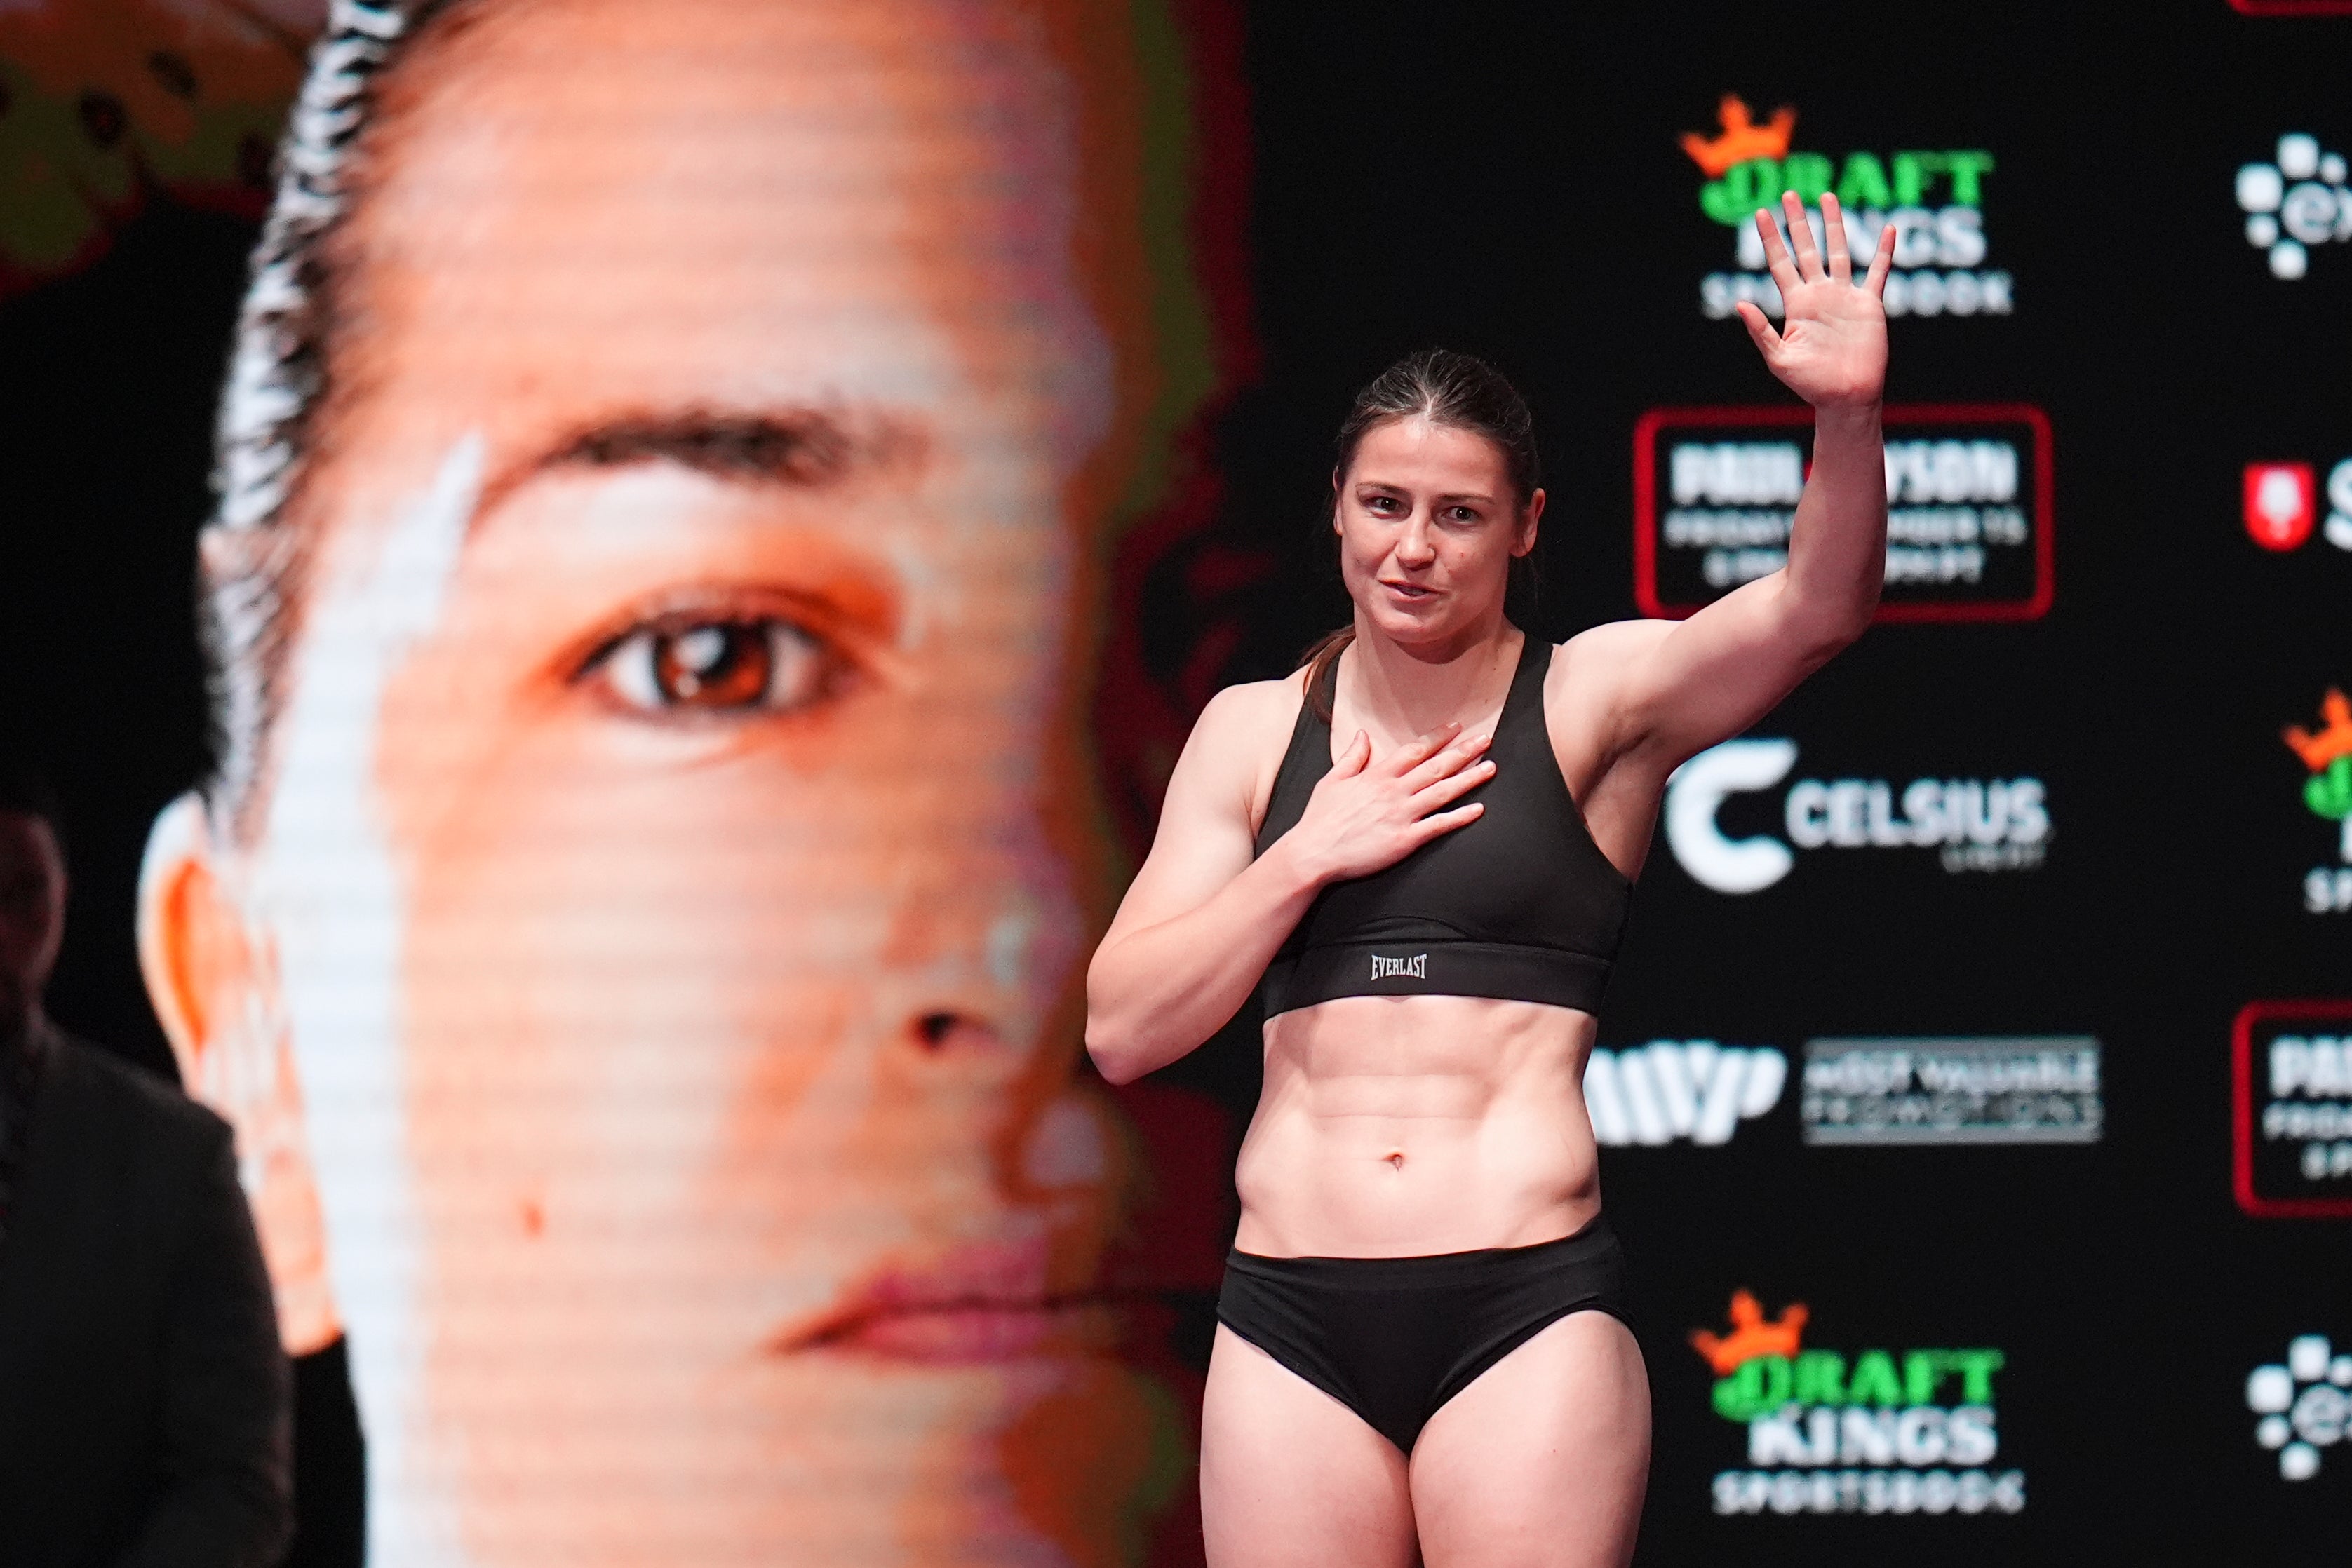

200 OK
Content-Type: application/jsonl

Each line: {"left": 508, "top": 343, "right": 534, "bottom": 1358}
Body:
{"left": 4, "top": 1, "right": 2348, "bottom": 1561}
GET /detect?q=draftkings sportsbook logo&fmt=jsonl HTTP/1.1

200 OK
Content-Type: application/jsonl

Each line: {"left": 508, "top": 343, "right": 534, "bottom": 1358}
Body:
{"left": 1683, "top": 95, "right": 2009, "bottom": 321}
{"left": 1695, "top": 1291, "right": 2022, "bottom": 1517}
{"left": 1664, "top": 739, "right": 2050, "bottom": 893}
{"left": 2285, "top": 691, "right": 2352, "bottom": 913}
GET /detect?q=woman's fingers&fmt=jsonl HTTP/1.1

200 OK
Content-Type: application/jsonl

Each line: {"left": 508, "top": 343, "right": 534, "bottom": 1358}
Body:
{"left": 1820, "top": 192, "right": 1851, "bottom": 283}
{"left": 1780, "top": 190, "right": 1824, "bottom": 282}
{"left": 1411, "top": 801, "right": 1485, "bottom": 842}
{"left": 1735, "top": 299, "right": 1782, "bottom": 356}
{"left": 1412, "top": 755, "right": 1496, "bottom": 809}
{"left": 1862, "top": 221, "right": 1895, "bottom": 299}
{"left": 1753, "top": 205, "right": 1801, "bottom": 297}
{"left": 1336, "top": 730, "right": 1372, "bottom": 775}
{"left": 1380, "top": 721, "right": 1461, "bottom": 777}
{"left": 1399, "top": 731, "right": 1491, "bottom": 791}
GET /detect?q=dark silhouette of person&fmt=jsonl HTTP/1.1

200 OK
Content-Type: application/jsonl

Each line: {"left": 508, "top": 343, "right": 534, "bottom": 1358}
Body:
{"left": 0, "top": 765, "right": 292, "bottom": 1567}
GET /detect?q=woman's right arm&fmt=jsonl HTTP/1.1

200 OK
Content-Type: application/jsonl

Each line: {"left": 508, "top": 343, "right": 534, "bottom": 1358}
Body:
{"left": 1084, "top": 680, "right": 1493, "bottom": 1084}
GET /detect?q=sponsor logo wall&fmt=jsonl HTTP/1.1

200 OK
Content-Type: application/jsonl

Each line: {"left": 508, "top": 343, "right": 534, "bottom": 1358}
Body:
{"left": 1610, "top": 66, "right": 2352, "bottom": 1553}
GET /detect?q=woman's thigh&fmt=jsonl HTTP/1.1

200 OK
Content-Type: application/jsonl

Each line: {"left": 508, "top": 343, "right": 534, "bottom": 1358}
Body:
{"left": 1199, "top": 1325, "right": 1418, "bottom": 1568}
{"left": 1407, "top": 1311, "right": 1651, "bottom": 1568}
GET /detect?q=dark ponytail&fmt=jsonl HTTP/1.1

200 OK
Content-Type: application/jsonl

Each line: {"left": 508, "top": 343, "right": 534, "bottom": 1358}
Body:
{"left": 1303, "top": 347, "right": 1543, "bottom": 718}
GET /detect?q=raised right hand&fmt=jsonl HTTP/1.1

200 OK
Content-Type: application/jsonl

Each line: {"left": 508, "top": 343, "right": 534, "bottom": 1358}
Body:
{"left": 1280, "top": 722, "right": 1494, "bottom": 887}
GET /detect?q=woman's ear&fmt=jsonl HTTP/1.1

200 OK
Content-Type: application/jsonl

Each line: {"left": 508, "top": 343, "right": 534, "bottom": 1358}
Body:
{"left": 138, "top": 793, "right": 341, "bottom": 1355}
{"left": 1515, "top": 486, "right": 1547, "bottom": 557}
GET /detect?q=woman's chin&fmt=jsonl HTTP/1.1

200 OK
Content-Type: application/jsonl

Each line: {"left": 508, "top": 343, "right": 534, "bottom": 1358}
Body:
{"left": 1362, "top": 602, "right": 1482, "bottom": 656}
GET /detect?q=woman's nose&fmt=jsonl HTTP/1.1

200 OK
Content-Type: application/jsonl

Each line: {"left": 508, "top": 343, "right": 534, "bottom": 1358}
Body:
{"left": 1395, "top": 515, "right": 1437, "bottom": 564}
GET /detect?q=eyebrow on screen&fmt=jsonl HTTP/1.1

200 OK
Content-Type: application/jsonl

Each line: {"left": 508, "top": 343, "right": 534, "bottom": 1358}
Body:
{"left": 537, "top": 410, "right": 896, "bottom": 488}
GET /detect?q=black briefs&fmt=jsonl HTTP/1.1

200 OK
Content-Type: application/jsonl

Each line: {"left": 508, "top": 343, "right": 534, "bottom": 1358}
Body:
{"left": 1214, "top": 1213, "right": 1630, "bottom": 1454}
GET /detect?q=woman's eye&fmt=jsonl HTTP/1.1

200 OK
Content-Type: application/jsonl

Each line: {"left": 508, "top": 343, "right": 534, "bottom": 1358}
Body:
{"left": 590, "top": 616, "right": 834, "bottom": 715}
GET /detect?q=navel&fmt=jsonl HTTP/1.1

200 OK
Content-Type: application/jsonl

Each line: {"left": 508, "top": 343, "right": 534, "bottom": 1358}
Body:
{"left": 1383, "top": 1150, "right": 1406, "bottom": 1171}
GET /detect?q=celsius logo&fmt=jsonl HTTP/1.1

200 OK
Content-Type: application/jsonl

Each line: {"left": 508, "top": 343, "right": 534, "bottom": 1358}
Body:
{"left": 1582, "top": 1041, "right": 1787, "bottom": 1147}
{"left": 2243, "top": 459, "right": 2352, "bottom": 552}
{"left": 1682, "top": 95, "right": 2009, "bottom": 321}
{"left": 2246, "top": 1335, "right": 2352, "bottom": 1480}
{"left": 1695, "top": 1291, "right": 2022, "bottom": 1517}
{"left": 2236, "top": 134, "right": 2351, "bottom": 279}
{"left": 1664, "top": 739, "right": 2050, "bottom": 893}
{"left": 2283, "top": 691, "right": 2352, "bottom": 913}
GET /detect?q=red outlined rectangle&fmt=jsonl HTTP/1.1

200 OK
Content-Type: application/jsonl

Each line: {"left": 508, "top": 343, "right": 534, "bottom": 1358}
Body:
{"left": 1633, "top": 403, "right": 2055, "bottom": 624}
{"left": 2229, "top": 1, "right": 2352, "bottom": 15}
{"left": 2233, "top": 999, "right": 2352, "bottom": 1219}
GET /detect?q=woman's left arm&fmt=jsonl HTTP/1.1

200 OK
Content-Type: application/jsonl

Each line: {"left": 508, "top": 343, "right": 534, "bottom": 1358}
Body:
{"left": 1597, "top": 189, "right": 1896, "bottom": 769}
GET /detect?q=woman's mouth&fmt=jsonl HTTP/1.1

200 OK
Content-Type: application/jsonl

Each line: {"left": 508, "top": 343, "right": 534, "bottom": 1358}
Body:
{"left": 1380, "top": 579, "right": 1436, "bottom": 602}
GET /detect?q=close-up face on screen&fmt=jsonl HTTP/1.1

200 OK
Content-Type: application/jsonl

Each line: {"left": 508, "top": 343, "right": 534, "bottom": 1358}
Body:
{"left": 133, "top": 0, "right": 1199, "bottom": 1562}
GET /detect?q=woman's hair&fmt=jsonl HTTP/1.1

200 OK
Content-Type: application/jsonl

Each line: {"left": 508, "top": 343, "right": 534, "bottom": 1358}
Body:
{"left": 1302, "top": 348, "right": 1542, "bottom": 717}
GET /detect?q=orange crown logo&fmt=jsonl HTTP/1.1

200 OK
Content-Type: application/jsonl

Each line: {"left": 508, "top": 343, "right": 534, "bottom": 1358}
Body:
{"left": 1689, "top": 1289, "right": 1808, "bottom": 1376}
{"left": 2285, "top": 689, "right": 2352, "bottom": 773}
{"left": 1679, "top": 94, "right": 1796, "bottom": 177}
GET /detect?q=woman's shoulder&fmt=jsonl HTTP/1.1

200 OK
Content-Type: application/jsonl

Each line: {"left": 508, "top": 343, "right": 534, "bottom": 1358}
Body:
{"left": 1166, "top": 674, "right": 1312, "bottom": 815}
{"left": 1202, "top": 670, "right": 1308, "bottom": 724}
{"left": 1547, "top": 619, "right": 1674, "bottom": 691}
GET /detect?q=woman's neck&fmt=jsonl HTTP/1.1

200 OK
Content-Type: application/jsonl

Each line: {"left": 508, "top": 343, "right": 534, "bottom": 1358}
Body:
{"left": 1340, "top": 611, "right": 1523, "bottom": 738}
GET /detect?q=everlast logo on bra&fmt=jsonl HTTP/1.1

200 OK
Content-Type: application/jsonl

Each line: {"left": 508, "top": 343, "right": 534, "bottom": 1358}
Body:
{"left": 1371, "top": 954, "right": 1428, "bottom": 981}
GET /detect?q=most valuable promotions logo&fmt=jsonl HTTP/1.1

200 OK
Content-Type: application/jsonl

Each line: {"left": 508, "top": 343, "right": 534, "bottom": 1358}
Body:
{"left": 1683, "top": 95, "right": 2010, "bottom": 322}
{"left": 1695, "top": 1291, "right": 2022, "bottom": 1516}
{"left": 2247, "top": 1334, "right": 2352, "bottom": 1480}
{"left": 2236, "top": 134, "right": 2352, "bottom": 280}
{"left": 2284, "top": 690, "right": 2352, "bottom": 914}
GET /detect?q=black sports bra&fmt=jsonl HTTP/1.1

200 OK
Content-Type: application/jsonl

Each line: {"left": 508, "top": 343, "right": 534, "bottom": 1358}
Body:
{"left": 1252, "top": 635, "right": 1632, "bottom": 1017}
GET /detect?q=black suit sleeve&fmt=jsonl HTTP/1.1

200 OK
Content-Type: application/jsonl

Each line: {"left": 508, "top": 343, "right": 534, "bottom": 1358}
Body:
{"left": 114, "top": 1122, "right": 294, "bottom": 1568}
